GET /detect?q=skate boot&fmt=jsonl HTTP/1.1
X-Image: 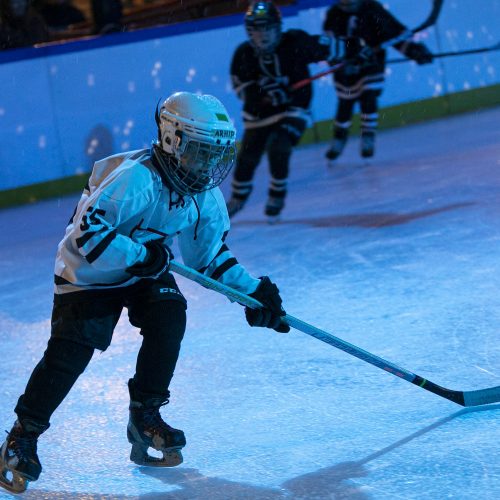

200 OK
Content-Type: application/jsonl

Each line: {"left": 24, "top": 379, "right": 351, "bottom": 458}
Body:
{"left": 264, "top": 196, "right": 285, "bottom": 224}
{"left": 226, "top": 197, "right": 246, "bottom": 218}
{"left": 127, "top": 381, "right": 185, "bottom": 467}
{"left": 325, "top": 128, "right": 348, "bottom": 161}
{"left": 0, "top": 419, "right": 48, "bottom": 494}
{"left": 361, "top": 131, "right": 375, "bottom": 158}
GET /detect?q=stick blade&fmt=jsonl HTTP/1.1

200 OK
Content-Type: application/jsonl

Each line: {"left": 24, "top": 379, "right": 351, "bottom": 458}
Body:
{"left": 463, "top": 385, "right": 500, "bottom": 407}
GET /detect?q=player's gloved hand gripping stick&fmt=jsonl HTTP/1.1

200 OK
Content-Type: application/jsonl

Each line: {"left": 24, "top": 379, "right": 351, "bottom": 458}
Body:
{"left": 170, "top": 260, "right": 500, "bottom": 408}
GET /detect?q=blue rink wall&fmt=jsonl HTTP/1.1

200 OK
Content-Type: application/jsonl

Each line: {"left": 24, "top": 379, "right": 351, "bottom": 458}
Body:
{"left": 0, "top": 0, "right": 499, "bottom": 193}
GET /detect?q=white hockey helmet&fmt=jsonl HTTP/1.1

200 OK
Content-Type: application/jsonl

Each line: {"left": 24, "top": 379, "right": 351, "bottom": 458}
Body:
{"left": 154, "top": 92, "right": 236, "bottom": 196}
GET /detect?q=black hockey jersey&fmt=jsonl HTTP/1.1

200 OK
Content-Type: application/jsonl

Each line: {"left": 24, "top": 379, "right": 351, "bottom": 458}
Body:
{"left": 323, "top": 0, "right": 407, "bottom": 86}
{"left": 231, "top": 29, "right": 330, "bottom": 128}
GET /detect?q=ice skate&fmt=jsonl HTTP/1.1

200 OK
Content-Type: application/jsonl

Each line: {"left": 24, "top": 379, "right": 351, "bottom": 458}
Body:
{"left": 226, "top": 197, "right": 246, "bottom": 218}
{"left": 360, "top": 131, "right": 375, "bottom": 159}
{"left": 265, "top": 196, "right": 285, "bottom": 224}
{"left": 127, "top": 381, "right": 185, "bottom": 467}
{"left": 325, "top": 130, "right": 348, "bottom": 163}
{"left": 0, "top": 419, "right": 47, "bottom": 494}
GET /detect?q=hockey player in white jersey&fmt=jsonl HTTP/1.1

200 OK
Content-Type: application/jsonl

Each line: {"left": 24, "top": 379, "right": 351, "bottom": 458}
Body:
{"left": 0, "top": 91, "right": 289, "bottom": 494}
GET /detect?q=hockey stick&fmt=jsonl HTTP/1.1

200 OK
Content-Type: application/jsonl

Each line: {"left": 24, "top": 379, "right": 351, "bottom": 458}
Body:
{"left": 388, "top": 41, "right": 500, "bottom": 64}
{"left": 410, "top": 0, "right": 444, "bottom": 33}
{"left": 291, "top": 0, "right": 444, "bottom": 91}
{"left": 170, "top": 259, "right": 500, "bottom": 407}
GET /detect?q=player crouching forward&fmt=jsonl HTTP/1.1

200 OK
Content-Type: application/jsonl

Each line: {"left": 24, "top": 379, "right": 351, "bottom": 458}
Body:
{"left": 0, "top": 92, "right": 290, "bottom": 494}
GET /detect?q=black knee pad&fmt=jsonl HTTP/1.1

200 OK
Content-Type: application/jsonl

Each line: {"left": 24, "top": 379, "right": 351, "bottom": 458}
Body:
{"left": 235, "top": 150, "right": 262, "bottom": 177}
{"left": 268, "top": 132, "right": 293, "bottom": 158}
{"left": 140, "top": 300, "right": 187, "bottom": 341}
{"left": 267, "top": 132, "right": 293, "bottom": 180}
{"left": 44, "top": 337, "right": 94, "bottom": 376}
{"left": 336, "top": 98, "right": 356, "bottom": 123}
{"left": 360, "top": 90, "right": 381, "bottom": 113}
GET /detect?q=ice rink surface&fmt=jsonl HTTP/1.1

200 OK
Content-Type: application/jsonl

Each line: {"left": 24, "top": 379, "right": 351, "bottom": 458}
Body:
{"left": 1, "top": 108, "right": 499, "bottom": 499}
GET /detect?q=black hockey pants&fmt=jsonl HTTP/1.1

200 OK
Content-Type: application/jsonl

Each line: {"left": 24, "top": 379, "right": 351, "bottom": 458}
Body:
{"left": 231, "top": 117, "right": 306, "bottom": 202}
{"left": 15, "top": 274, "right": 187, "bottom": 427}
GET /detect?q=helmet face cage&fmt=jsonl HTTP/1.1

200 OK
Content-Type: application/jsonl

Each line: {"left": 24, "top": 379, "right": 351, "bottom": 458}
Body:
{"left": 165, "top": 136, "right": 235, "bottom": 195}
{"left": 245, "top": 1, "right": 282, "bottom": 54}
{"left": 155, "top": 93, "right": 236, "bottom": 196}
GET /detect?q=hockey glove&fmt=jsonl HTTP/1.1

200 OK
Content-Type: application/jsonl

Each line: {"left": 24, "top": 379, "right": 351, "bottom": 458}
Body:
{"left": 259, "top": 77, "right": 290, "bottom": 107}
{"left": 339, "top": 46, "right": 374, "bottom": 75}
{"left": 126, "top": 239, "right": 173, "bottom": 279}
{"left": 328, "top": 56, "right": 343, "bottom": 67}
{"left": 245, "top": 276, "right": 290, "bottom": 333}
{"left": 404, "top": 42, "right": 433, "bottom": 65}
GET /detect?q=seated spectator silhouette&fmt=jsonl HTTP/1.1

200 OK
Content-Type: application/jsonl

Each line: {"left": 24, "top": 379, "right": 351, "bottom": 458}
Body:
{"left": 37, "top": 0, "right": 85, "bottom": 31}
{"left": 0, "top": 0, "right": 49, "bottom": 49}
{"left": 91, "top": 0, "right": 123, "bottom": 34}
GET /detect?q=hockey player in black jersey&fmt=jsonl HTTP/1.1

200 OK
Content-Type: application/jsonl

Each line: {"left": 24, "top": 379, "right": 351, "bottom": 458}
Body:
{"left": 0, "top": 91, "right": 290, "bottom": 494}
{"left": 323, "top": 0, "right": 433, "bottom": 160}
{"left": 226, "top": 1, "right": 331, "bottom": 222}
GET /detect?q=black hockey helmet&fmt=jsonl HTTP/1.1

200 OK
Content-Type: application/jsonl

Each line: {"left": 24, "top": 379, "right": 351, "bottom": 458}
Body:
{"left": 245, "top": 1, "right": 282, "bottom": 55}
{"left": 338, "top": 0, "right": 362, "bottom": 13}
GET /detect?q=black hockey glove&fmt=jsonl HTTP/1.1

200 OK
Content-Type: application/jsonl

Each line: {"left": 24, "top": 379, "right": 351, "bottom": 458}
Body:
{"left": 328, "top": 56, "right": 343, "bottom": 67}
{"left": 126, "top": 239, "right": 173, "bottom": 278}
{"left": 341, "top": 46, "right": 375, "bottom": 75}
{"left": 245, "top": 276, "right": 290, "bottom": 333}
{"left": 259, "top": 77, "right": 290, "bottom": 107}
{"left": 404, "top": 42, "right": 433, "bottom": 65}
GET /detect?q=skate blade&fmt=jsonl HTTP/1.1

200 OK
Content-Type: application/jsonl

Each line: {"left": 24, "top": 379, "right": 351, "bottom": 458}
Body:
{"left": 130, "top": 444, "right": 183, "bottom": 468}
{"left": 267, "top": 215, "right": 281, "bottom": 225}
{"left": 325, "top": 151, "right": 341, "bottom": 161}
{"left": 0, "top": 470, "right": 28, "bottom": 494}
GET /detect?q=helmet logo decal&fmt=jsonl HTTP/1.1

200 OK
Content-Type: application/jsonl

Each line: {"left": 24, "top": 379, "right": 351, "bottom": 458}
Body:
{"left": 214, "top": 130, "right": 235, "bottom": 138}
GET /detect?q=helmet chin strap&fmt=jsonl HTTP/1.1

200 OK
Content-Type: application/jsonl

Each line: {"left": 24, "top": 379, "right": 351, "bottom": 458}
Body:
{"left": 253, "top": 45, "right": 275, "bottom": 56}
{"left": 150, "top": 144, "right": 178, "bottom": 192}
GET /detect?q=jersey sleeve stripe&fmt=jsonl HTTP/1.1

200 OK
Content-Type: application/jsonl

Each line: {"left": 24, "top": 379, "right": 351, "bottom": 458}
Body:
{"left": 85, "top": 229, "right": 117, "bottom": 264}
{"left": 210, "top": 257, "right": 238, "bottom": 281}
{"left": 216, "top": 243, "right": 229, "bottom": 257}
{"left": 75, "top": 227, "right": 107, "bottom": 248}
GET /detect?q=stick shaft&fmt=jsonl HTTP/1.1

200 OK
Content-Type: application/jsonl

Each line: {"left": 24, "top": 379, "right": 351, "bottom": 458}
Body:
{"left": 389, "top": 42, "right": 500, "bottom": 64}
{"left": 170, "top": 260, "right": 500, "bottom": 407}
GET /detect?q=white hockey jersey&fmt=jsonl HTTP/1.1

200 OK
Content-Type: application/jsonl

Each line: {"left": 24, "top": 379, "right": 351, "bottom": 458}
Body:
{"left": 54, "top": 148, "right": 260, "bottom": 299}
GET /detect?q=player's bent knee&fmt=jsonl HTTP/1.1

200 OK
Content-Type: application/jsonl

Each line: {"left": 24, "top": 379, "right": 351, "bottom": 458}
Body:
{"left": 144, "top": 300, "right": 187, "bottom": 339}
